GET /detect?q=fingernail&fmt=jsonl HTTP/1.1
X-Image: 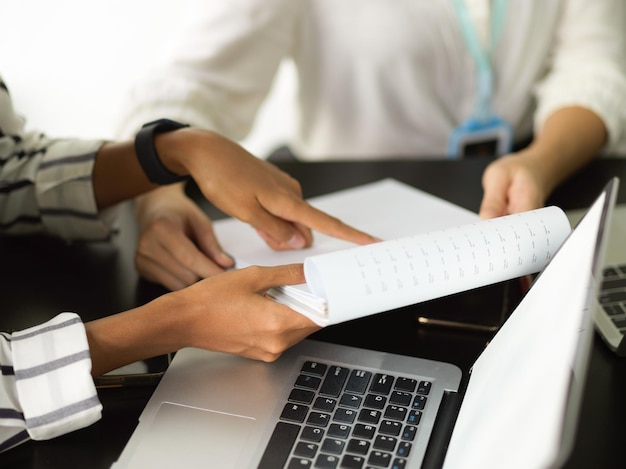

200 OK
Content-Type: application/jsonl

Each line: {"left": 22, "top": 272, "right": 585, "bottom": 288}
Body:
{"left": 287, "top": 233, "right": 306, "bottom": 248}
{"left": 219, "top": 251, "right": 235, "bottom": 266}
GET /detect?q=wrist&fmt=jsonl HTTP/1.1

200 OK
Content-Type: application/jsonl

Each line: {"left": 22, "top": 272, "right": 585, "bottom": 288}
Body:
{"left": 513, "top": 147, "right": 560, "bottom": 195}
{"left": 134, "top": 182, "right": 187, "bottom": 217}
{"left": 135, "top": 119, "right": 191, "bottom": 184}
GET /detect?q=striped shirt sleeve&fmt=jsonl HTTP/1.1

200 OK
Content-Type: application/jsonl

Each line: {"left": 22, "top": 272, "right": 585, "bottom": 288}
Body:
{"left": 0, "top": 75, "right": 117, "bottom": 240}
{"left": 0, "top": 313, "right": 102, "bottom": 452}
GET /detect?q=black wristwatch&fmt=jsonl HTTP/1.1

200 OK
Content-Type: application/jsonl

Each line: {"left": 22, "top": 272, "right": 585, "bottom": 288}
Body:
{"left": 135, "top": 118, "right": 190, "bottom": 185}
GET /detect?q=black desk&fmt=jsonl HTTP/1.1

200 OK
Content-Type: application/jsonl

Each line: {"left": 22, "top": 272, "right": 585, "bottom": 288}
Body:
{"left": 2, "top": 158, "right": 626, "bottom": 469}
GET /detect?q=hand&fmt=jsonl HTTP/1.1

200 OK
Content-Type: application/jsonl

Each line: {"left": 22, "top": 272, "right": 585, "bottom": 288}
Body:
{"left": 166, "top": 263, "right": 319, "bottom": 362}
{"left": 86, "top": 263, "right": 319, "bottom": 376}
{"left": 480, "top": 107, "right": 607, "bottom": 219}
{"left": 134, "top": 184, "right": 234, "bottom": 290}
{"left": 479, "top": 150, "right": 549, "bottom": 218}
{"left": 157, "top": 128, "right": 379, "bottom": 250}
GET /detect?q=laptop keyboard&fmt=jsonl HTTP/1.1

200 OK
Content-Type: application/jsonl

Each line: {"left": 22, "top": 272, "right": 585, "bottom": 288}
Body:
{"left": 599, "top": 263, "right": 626, "bottom": 333}
{"left": 258, "top": 359, "right": 431, "bottom": 469}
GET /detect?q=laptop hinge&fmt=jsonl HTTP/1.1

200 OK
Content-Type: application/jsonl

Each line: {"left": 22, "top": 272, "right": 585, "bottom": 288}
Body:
{"left": 421, "top": 389, "right": 463, "bottom": 469}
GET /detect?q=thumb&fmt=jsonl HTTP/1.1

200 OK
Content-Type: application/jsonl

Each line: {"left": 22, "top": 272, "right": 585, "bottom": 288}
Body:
{"left": 479, "top": 165, "right": 510, "bottom": 219}
{"left": 254, "top": 264, "right": 306, "bottom": 289}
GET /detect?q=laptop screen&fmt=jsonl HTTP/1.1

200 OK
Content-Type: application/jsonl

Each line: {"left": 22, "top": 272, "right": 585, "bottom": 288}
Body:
{"left": 443, "top": 178, "right": 618, "bottom": 469}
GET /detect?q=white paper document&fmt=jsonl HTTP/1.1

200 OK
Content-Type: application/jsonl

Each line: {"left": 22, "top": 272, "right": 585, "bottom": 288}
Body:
{"left": 212, "top": 179, "right": 571, "bottom": 326}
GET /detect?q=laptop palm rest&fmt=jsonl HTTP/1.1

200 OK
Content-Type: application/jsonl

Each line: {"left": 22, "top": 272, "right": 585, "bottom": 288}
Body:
{"left": 124, "top": 402, "right": 255, "bottom": 469}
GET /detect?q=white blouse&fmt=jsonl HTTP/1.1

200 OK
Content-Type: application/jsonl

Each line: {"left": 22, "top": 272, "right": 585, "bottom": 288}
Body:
{"left": 117, "top": 0, "right": 626, "bottom": 159}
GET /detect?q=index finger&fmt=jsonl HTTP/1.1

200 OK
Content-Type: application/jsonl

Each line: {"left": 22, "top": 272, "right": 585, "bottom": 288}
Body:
{"left": 287, "top": 200, "right": 380, "bottom": 245}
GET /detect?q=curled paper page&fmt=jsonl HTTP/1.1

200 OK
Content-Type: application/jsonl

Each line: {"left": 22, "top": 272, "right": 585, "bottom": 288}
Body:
{"left": 302, "top": 206, "right": 571, "bottom": 325}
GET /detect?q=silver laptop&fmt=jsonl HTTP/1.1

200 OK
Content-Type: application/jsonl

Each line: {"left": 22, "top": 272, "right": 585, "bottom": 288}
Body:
{"left": 568, "top": 203, "right": 626, "bottom": 356}
{"left": 114, "top": 178, "right": 618, "bottom": 469}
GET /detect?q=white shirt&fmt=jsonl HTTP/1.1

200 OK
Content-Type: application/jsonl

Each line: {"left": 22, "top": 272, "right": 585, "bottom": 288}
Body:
{"left": 117, "top": 0, "right": 626, "bottom": 159}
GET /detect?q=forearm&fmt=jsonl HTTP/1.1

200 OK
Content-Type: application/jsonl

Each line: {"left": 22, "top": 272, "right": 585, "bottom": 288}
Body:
{"left": 85, "top": 293, "right": 187, "bottom": 377}
{"left": 525, "top": 106, "right": 607, "bottom": 193}
{"left": 92, "top": 141, "right": 160, "bottom": 210}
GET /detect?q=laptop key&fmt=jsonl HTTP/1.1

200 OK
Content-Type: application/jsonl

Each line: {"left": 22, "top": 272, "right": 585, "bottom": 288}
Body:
{"left": 314, "top": 453, "right": 339, "bottom": 469}
{"left": 290, "top": 388, "right": 315, "bottom": 404}
{"left": 321, "top": 437, "right": 345, "bottom": 455}
{"left": 345, "top": 370, "right": 372, "bottom": 394}
{"left": 352, "top": 423, "right": 376, "bottom": 439}
{"left": 302, "top": 361, "right": 328, "bottom": 377}
{"left": 612, "top": 316, "right": 626, "bottom": 329}
{"left": 347, "top": 438, "right": 371, "bottom": 455}
{"left": 379, "top": 420, "right": 402, "bottom": 436}
{"left": 389, "top": 391, "right": 411, "bottom": 406}
{"left": 333, "top": 408, "right": 357, "bottom": 424}
{"left": 358, "top": 408, "right": 382, "bottom": 425}
{"left": 327, "top": 423, "right": 350, "bottom": 439}
{"left": 258, "top": 422, "right": 301, "bottom": 469}
{"left": 307, "top": 411, "right": 332, "bottom": 427}
{"left": 396, "top": 442, "right": 412, "bottom": 458}
{"left": 401, "top": 425, "right": 418, "bottom": 441}
{"left": 394, "top": 377, "right": 417, "bottom": 393}
{"left": 391, "top": 457, "right": 407, "bottom": 469}
{"left": 417, "top": 381, "right": 432, "bottom": 395}
{"left": 601, "top": 277, "right": 626, "bottom": 290}
{"left": 367, "top": 450, "right": 392, "bottom": 467}
{"left": 281, "top": 403, "right": 309, "bottom": 423}
{"left": 288, "top": 458, "right": 312, "bottom": 468}
{"left": 341, "top": 454, "right": 366, "bottom": 469}
{"left": 383, "top": 405, "right": 407, "bottom": 421}
{"left": 407, "top": 410, "right": 421, "bottom": 425}
{"left": 302, "top": 426, "right": 325, "bottom": 443}
{"left": 340, "top": 393, "right": 363, "bottom": 409}
{"left": 295, "top": 441, "right": 319, "bottom": 458}
{"left": 320, "top": 366, "right": 350, "bottom": 397}
{"left": 314, "top": 397, "right": 337, "bottom": 412}
{"left": 603, "top": 304, "right": 625, "bottom": 316}
{"left": 364, "top": 394, "right": 387, "bottom": 410}
{"left": 599, "top": 290, "right": 626, "bottom": 304}
{"left": 411, "top": 395, "right": 427, "bottom": 410}
{"left": 374, "top": 435, "right": 397, "bottom": 452}
{"left": 370, "top": 374, "right": 395, "bottom": 395}
{"left": 296, "top": 374, "right": 323, "bottom": 390}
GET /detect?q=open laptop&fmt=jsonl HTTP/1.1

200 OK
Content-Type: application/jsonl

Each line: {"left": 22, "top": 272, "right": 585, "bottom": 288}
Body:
{"left": 113, "top": 178, "right": 618, "bottom": 469}
{"left": 567, "top": 204, "right": 626, "bottom": 356}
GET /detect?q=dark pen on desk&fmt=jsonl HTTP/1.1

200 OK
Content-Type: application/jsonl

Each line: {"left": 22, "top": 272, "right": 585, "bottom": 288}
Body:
{"left": 416, "top": 316, "right": 500, "bottom": 333}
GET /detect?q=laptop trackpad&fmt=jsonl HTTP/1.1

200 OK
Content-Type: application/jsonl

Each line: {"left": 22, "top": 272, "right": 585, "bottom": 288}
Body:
{"left": 127, "top": 402, "right": 256, "bottom": 468}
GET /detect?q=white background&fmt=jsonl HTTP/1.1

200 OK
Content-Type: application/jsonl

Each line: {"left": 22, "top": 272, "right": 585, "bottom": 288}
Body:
{"left": 0, "top": 0, "right": 295, "bottom": 157}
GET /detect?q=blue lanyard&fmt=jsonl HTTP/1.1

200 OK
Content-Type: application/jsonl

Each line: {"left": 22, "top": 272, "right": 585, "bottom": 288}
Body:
{"left": 451, "top": 0, "right": 508, "bottom": 122}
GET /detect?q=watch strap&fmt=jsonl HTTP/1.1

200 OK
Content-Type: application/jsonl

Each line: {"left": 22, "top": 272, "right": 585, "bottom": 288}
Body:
{"left": 135, "top": 118, "right": 190, "bottom": 185}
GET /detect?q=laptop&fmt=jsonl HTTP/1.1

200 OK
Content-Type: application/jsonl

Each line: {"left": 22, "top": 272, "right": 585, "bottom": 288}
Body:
{"left": 567, "top": 204, "right": 626, "bottom": 356}
{"left": 113, "top": 178, "right": 618, "bottom": 469}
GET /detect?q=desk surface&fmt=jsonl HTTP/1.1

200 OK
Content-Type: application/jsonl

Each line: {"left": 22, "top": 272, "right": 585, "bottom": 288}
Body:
{"left": 2, "top": 158, "right": 626, "bottom": 469}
